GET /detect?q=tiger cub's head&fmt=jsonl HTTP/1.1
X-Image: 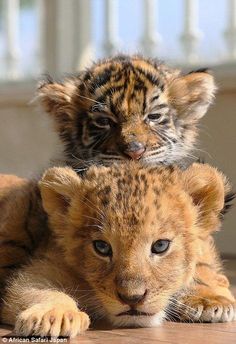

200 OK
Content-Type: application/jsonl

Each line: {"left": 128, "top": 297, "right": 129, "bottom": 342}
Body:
{"left": 37, "top": 55, "right": 216, "bottom": 168}
{"left": 40, "top": 162, "right": 228, "bottom": 327}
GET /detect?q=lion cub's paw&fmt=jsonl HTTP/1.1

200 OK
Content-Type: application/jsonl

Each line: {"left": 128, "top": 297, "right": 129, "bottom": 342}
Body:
{"left": 180, "top": 295, "right": 236, "bottom": 323}
{"left": 15, "top": 303, "right": 90, "bottom": 338}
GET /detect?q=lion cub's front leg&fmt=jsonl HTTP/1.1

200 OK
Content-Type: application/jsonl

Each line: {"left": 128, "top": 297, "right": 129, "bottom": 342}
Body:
{"left": 15, "top": 296, "right": 90, "bottom": 337}
{"left": 179, "top": 285, "right": 236, "bottom": 323}
{"left": 173, "top": 235, "right": 236, "bottom": 323}
{"left": 2, "top": 281, "right": 90, "bottom": 338}
{"left": 176, "top": 265, "right": 236, "bottom": 323}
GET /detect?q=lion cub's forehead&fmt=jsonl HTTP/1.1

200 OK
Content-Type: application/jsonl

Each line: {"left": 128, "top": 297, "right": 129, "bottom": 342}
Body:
{"left": 85, "top": 163, "right": 176, "bottom": 193}
{"left": 82, "top": 164, "right": 186, "bottom": 231}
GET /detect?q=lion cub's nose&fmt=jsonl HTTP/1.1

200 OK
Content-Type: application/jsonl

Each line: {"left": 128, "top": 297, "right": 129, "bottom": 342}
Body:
{"left": 117, "top": 291, "right": 147, "bottom": 305}
{"left": 124, "top": 141, "right": 145, "bottom": 160}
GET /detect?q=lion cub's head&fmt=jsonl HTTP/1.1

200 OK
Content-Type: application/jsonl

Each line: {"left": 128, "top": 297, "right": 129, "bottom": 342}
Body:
{"left": 40, "top": 162, "right": 229, "bottom": 327}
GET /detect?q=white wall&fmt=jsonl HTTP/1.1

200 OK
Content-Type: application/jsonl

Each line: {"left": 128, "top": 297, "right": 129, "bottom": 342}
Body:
{"left": 0, "top": 84, "right": 60, "bottom": 178}
{"left": 200, "top": 90, "right": 236, "bottom": 256}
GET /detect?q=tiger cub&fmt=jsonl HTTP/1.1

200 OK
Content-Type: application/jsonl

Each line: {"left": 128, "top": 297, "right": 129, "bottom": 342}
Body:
{"left": 1, "top": 162, "right": 235, "bottom": 338}
{"left": 0, "top": 55, "right": 216, "bottom": 291}
{"left": 38, "top": 55, "right": 216, "bottom": 169}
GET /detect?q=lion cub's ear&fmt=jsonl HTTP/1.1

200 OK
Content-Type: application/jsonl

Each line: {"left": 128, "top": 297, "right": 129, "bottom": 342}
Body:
{"left": 39, "top": 167, "right": 82, "bottom": 215}
{"left": 168, "top": 70, "right": 216, "bottom": 121}
{"left": 182, "top": 163, "right": 231, "bottom": 235}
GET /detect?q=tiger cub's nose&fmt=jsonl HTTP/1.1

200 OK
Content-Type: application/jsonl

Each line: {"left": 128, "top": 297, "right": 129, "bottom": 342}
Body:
{"left": 124, "top": 141, "right": 145, "bottom": 160}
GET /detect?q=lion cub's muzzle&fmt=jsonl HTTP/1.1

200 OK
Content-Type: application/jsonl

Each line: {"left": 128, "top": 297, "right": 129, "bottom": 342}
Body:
{"left": 115, "top": 275, "right": 148, "bottom": 311}
{"left": 117, "top": 290, "right": 147, "bottom": 306}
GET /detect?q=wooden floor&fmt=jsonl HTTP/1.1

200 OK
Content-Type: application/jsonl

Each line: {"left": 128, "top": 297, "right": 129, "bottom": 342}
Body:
{"left": 1, "top": 259, "right": 236, "bottom": 343}
{"left": 1, "top": 321, "right": 236, "bottom": 344}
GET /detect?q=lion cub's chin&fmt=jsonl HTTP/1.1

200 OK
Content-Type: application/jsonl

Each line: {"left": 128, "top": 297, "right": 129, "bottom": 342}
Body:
{"left": 108, "top": 311, "right": 165, "bottom": 328}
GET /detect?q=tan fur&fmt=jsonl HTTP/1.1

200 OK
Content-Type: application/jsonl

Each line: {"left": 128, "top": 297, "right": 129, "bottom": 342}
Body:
{"left": 0, "top": 175, "right": 26, "bottom": 194}
{"left": 1, "top": 163, "right": 235, "bottom": 338}
{"left": 0, "top": 175, "right": 47, "bottom": 292}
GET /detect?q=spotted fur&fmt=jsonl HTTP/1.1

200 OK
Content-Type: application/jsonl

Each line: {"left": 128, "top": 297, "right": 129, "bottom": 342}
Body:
{"left": 1, "top": 163, "right": 235, "bottom": 337}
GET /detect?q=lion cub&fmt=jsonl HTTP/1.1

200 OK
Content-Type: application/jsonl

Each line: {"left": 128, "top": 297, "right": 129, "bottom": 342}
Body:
{"left": 1, "top": 162, "right": 235, "bottom": 337}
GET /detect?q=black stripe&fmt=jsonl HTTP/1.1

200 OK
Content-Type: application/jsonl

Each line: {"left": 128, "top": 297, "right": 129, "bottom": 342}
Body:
{"left": 142, "top": 87, "right": 147, "bottom": 113}
{"left": 113, "top": 72, "right": 124, "bottom": 83}
{"left": 133, "top": 83, "right": 145, "bottom": 92}
{"left": 96, "top": 85, "right": 125, "bottom": 104}
{"left": 135, "top": 67, "right": 159, "bottom": 85}
{"left": 160, "top": 84, "right": 165, "bottom": 92}
{"left": 151, "top": 95, "right": 160, "bottom": 102}
{"left": 0, "top": 240, "right": 31, "bottom": 254}
{"left": 92, "top": 68, "right": 113, "bottom": 90}
{"left": 83, "top": 70, "right": 92, "bottom": 82}
{"left": 1, "top": 264, "right": 20, "bottom": 270}
{"left": 110, "top": 97, "right": 124, "bottom": 116}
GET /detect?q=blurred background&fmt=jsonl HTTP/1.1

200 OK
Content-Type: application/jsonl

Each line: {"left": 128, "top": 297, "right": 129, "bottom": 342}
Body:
{"left": 0, "top": 0, "right": 236, "bottom": 256}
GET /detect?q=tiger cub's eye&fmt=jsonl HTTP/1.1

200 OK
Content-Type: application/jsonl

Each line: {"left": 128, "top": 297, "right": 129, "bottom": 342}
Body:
{"left": 93, "top": 240, "right": 112, "bottom": 257}
{"left": 147, "top": 113, "right": 162, "bottom": 121}
{"left": 94, "top": 117, "right": 112, "bottom": 127}
{"left": 151, "top": 239, "right": 170, "bottom": 254}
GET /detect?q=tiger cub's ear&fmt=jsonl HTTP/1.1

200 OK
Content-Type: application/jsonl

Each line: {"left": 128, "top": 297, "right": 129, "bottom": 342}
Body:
{"left": 168, "top": 70, "right": 216, "bottom": 121}
{"left": 39, "top": 167, "right": 82, "bottom": 216}
{"left": 182, "top": 163, "right": 231, "bottom": 235}
{"left": 36, "top": 77, "right": 79, "bottom": 139}
{"left": 37, "top": 77, "right": 77, "bottom": 116}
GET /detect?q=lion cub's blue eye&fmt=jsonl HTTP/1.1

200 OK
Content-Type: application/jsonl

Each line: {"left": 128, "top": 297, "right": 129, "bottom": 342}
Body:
{"left": 93, "top": 240, "right": 112, "bottom": 257}
{"left": 151, "top": 240, "right": 170, "bottom": 254}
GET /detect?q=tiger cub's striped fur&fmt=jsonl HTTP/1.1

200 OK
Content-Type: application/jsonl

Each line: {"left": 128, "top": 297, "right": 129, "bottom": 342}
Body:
{"left": 38, "top": 55, "right": 216, "bottom": 169}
